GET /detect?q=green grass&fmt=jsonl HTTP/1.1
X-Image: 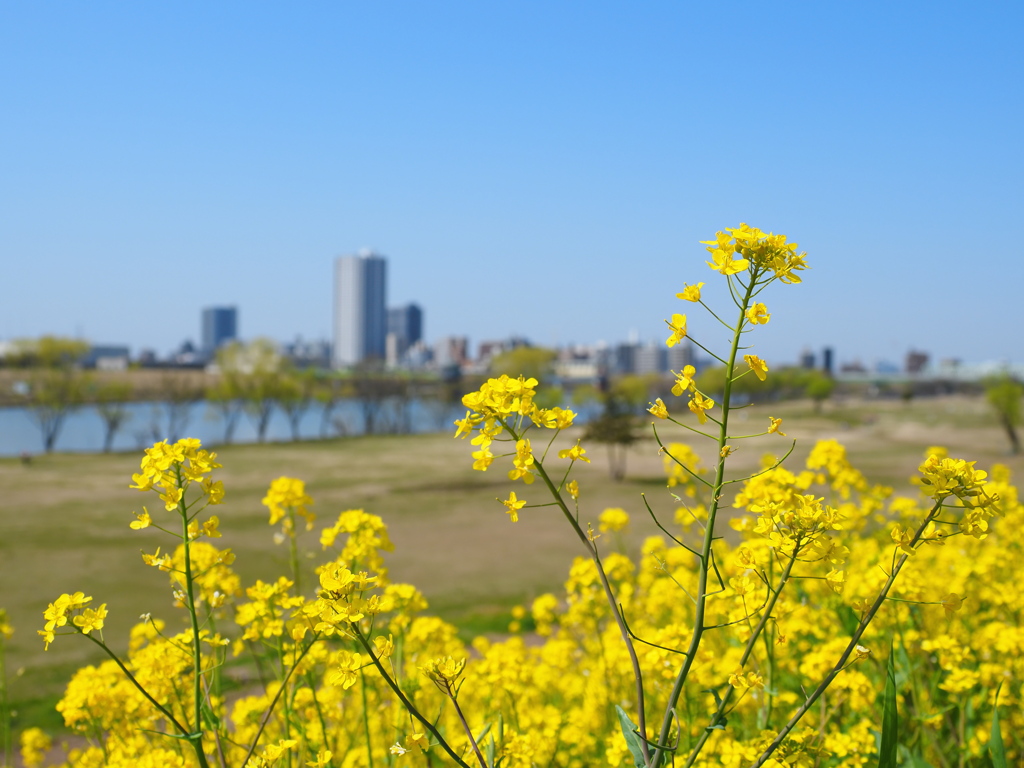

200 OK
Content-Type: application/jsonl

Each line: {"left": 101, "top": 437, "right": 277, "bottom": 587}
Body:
{"left": 1, "top": 393, "right": 1021, "bottom": 732}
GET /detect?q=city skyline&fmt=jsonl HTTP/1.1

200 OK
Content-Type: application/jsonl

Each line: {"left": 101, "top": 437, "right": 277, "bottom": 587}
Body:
{"left": 1, "top": 4, "right": 1021, "bottom": 368}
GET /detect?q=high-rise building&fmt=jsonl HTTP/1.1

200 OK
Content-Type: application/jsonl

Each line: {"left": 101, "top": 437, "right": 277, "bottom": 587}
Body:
{"left": 387, "top": 303, "right": 423, "bottom": 348}
{"left": 333, "top": 251, "right": 387, "bottom": 368}
{"left": 385, "top": 303, "right": 423, "bottom": 367}
{"left": 201, "top": 307, "right": 238, "bottom": 356}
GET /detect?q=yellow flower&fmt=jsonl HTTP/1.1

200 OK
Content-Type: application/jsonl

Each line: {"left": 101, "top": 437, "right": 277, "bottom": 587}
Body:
{"left": 20, "top": 728, "right": 52, "bottom": 768}
{"left": 891, "top": 524, "right": 916, "bottom": 555}
{"left": 262, "top": 477, "right": 314, "bottom": 527}
{"left": 728, "top": 669, "right": 765, "bottom": 690}
{"left": 744, "top": 354, "right": 769, "bottom": 381}
{"left": 471, "top": 445, "right": 494, "bottom": 471}
{"left": 720, "top": 445, "right": 735, "bottom": 458}
{"left": 745, "top": 303, "right": 771, "bottom": 325}
{"left": 374, "top": 633, "right": 395, "bottom": 659}
{"left": 538, "top": 406, "right": 576, "bottom": 429}
{"left": 558, "top": 442, "right": 590, "bottom": 463}
{"left": 768, "top": 417, "right": 786, "bottom": 436}
{"left": 502, "top": 492, "right": 527, "bottom": 523}
{"left": 202, "top": 516, "right": 222, "bottom": 538}
{"left": 705, "top": 247, "right": 750, "bottom": 276}
{"left": 129, "top": 509, "right": 152, "bottom": 530}
{"left": 648, "top": 398, "right": 669, "bottom": 419}
{"left": 508, "top": 438, "right": 536, "bottom": 483}
{"left": 664, "top": 313, "right": 688, "bottom": 347}
{"left": 203, "top": 479, "right": 225, "bottom": 505}
{"left": 421, "top": 656, "right": 466, "bottom": 690}
{"left": 676, "top": 282, "right": 704, "bottom": 302}
{"left": 262, "top": 740, "right": 298, "bottom": 761}
{"left": 671, "top": 366, "right": 697, "bottom": 396}
{"left": 825, "top": 569, "right": 845, "bottom": 594}
{"left": 566, "top": 480, "right": 580, "bottom": 500}
{"left": 941, "top": 592, "right": 964, "bottom": 618}
{"left": 688, "top": 392, "right": 715, "bottom": 424}
{"left": 327, "top": 652, "right": 363, "bottom": 689}
{"left": 598, "top": 507, "right": 630, "bottom": 533}
{"left": 409, "top": 732, "right": 429, "bottom": 751}
{"left": 72, "top": 604, "right": 107, "bottom": 634}
{"left": 307, "top": 750, "right": 333, "bottom": 768}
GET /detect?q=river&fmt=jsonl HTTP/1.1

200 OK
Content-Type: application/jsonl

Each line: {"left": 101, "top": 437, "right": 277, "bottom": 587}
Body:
{"left": 0, "top": 398, "right": 467, "bottom": 456}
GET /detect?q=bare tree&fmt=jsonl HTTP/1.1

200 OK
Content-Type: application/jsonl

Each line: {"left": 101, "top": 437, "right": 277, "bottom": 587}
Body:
{"left": 93, "top": 380, "right": 133, "bottom": 453}
{"left": 11, "top": 337, "right": 90, "bottom": 453}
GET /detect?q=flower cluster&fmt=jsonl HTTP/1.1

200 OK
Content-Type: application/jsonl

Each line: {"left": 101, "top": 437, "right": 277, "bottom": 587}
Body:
{"left": 38, "top": 592, "right": 106, "bottom": 650}
{"left": 702, "top": 223, "right": 808, "bottom": 283}
{"left": 129, "top": 438, "right": 223, "bottom": 511}
{"left": 262, "top": 476, "right": 315, "bottom": 530}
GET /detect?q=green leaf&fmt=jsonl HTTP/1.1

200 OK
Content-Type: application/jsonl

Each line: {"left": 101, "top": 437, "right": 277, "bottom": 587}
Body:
{"left": 990, "top": 683, "right": 1007, "bottom": 768}
{"left": 837, "top": 603, "right": 860, "bottom": 636}
{"left": 877, "top": 644, "right": 898, "bottom": 768}
{"left": 615, "top": 705, "right": 645, "bottom": 768}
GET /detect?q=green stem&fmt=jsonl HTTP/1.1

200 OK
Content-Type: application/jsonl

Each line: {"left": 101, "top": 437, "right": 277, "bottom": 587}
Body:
{"left": 447, "top": 688, "right": 487, "bottom": 768}
{"left": 351, "top": 626, "right": 474, "bottom": 768}
{"left": 360, "top": 668, "right": 376, "bottom": 768}
{"left": 80, "top": 631, "right": 191, "bottom": 737}
{"left": 529, "top": 453, "right": 650, "bottom": 765}
{"left": 682, "top": 546, "right": 800, "bottom": 766}
{"left": 239, "top": 635, "right": 320, "bottom": 768}
{"left": 287, "top": 509, "right": 302, "bottom": 595}
{"left": 176, "top": 467, "right": 213, "bottom": 768}
{"left": 651, "top": 271, "right": 758, "bottom": 768}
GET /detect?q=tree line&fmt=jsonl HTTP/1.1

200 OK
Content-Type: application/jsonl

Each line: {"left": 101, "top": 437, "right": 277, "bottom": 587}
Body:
{"left": 3, "top": 337, "right": 469, "bottom": 454}
{"left": 5, "top": 337, "right": 1021, "bottom": 458}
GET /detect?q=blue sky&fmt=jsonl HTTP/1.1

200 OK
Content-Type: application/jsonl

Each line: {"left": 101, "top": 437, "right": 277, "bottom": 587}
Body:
{"left": 1, "top": 2, "right": 1021, "bottom": 368}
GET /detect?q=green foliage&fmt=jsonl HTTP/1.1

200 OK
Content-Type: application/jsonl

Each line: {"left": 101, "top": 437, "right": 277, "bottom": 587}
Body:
{"left": 985, "top": 375, "right": 1022, "bottom": 454}
{"left": 583, "top": 377, "right": 649, "bottom": 481}
{"left": 489, "top": 346, "right": 556, "bottom": 380}
{"left": 217, "top": 339, "right": 287, "bottom": 442}
{"left": 804, "top": 369, "right": 836, "bottom": 410}
{"left": 8, "top": 337, "right": 89, "bottom": 369}
{"left": 878, "top": 646, "right": 898, "bottom": 768}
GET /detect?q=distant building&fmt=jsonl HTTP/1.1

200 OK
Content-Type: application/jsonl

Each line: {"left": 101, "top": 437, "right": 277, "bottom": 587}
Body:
{"left": 333, "top": 251, "right": 387, "bottom": 368}
{"left": 386, "top": 303, "right": 423, "bottom": 366}
{"left": 434, "top": 336, "right": 469, "bottom": 368}
{"left": 667, "top": 341, "right": 694, "bottom": 372}
{"left": 799, "top": 348, "right": 816, "bottom": 369}
{"left": 612, "top": 342, "right": 638, "bottom": 374}
{"left": 822, "top": 347, "right": 834, "bottom": 376}
{"left": 201, "top": 307, "right": 238, "bottom": 356}
{"left": 906, "top": 349, "right": 930, "bottom": 374}
{"left": 82, "top": 345, "right": 131, "bottom": 370}
{"left": 283, "top": 338, "right": 332, "bottom": 369}
{"left": 635, "top": 342, "right": 667, "bottom": 375}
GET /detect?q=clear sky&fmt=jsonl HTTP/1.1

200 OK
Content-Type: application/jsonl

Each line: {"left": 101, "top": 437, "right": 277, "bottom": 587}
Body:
{"left": 1, "top": 2, "right": 1021, "bottom": 369}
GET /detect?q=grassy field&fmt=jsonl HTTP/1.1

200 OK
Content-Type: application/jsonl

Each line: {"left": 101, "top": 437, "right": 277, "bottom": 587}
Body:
{"left": 1, "top": 393, "right": 1020, "bottom": 730}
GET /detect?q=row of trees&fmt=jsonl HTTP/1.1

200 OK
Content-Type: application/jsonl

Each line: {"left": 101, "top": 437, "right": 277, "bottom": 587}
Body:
{"left": 7, "top": 337, "right": 1022, "bottom": 458}
{"left": 6, "top": 338, "right": 469, "bottom": 454}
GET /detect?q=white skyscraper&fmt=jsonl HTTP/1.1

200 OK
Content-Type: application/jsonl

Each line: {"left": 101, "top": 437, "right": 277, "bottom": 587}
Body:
{"left": 333, "top": 251, "right": 387, "bottom": 368}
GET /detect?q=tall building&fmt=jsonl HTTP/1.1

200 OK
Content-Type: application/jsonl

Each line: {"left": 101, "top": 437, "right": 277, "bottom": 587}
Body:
{"left": 387, "top": 303, "right": 423, "bottom": 348}
{"left": 333, "top": 251, "right": 387, "bottom": 368}
{"left": 201, "top": 307, "right": 238, "bottom": 356}
{"left": 386, "top": 303, "right": 423, "bottom": 367}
